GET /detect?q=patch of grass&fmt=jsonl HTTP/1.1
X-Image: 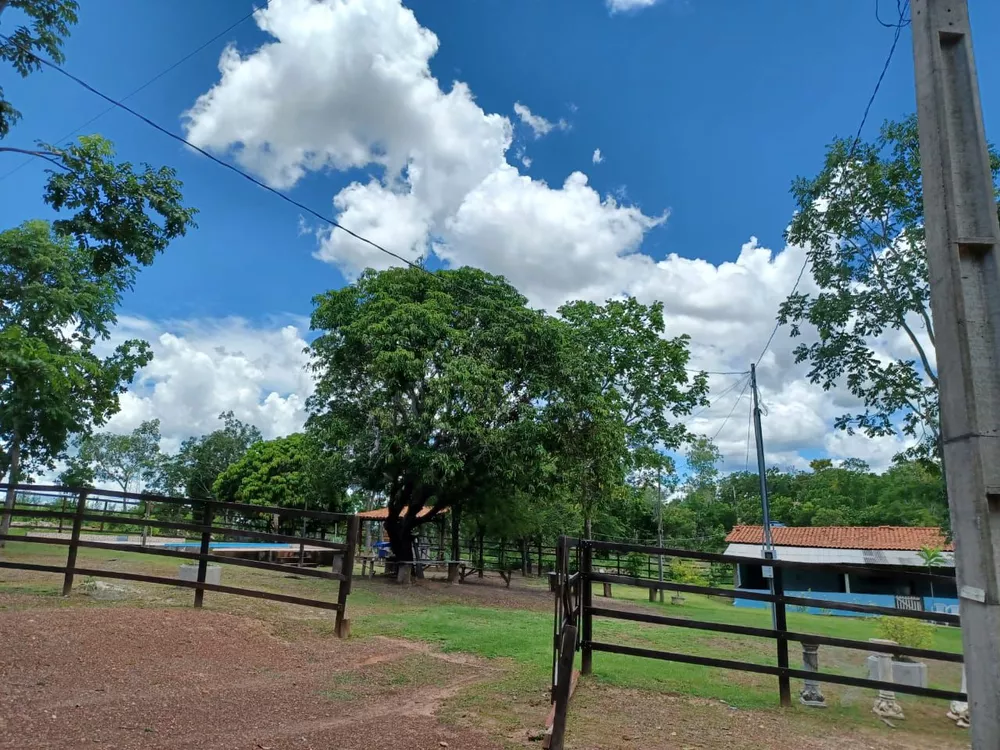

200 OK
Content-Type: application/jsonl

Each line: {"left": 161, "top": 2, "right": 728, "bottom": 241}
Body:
{"left": 318, "top": 653, "right": 457, "bottom": 703}
{"left": 0, "top": 543, "right": 969, "bottom": 747}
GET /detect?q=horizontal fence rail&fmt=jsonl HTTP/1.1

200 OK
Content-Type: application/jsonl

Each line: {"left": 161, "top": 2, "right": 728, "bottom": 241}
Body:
{"left": 550, "top": 535, "right": 967, "bottom": 737}
{"left": 0, "top": 484, "right": 359, "bottom": 635}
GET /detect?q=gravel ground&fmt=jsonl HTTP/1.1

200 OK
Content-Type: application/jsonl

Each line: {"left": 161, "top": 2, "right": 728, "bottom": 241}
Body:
{"left": 0, "top": 607, "right": 503, "bottom": 750}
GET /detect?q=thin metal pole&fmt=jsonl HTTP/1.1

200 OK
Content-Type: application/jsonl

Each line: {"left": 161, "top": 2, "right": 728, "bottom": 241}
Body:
{"left": 750, "top": 363, "right": 789, "bottom": 706}
{"left": 750, "top": 364, "right": 773, "bottom": 553}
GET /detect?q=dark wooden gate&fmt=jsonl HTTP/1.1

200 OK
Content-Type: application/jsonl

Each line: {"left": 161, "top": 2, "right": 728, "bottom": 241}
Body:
{"left": 548, "top": 537, "right": 966, "bottom": 749}
{"left": 0, "top": 484, "right": 359, "bottom": 636}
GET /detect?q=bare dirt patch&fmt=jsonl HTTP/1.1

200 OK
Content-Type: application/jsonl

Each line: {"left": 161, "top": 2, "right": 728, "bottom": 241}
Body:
{"left": 0, "top": 606, "right": 503, "bottom": 750}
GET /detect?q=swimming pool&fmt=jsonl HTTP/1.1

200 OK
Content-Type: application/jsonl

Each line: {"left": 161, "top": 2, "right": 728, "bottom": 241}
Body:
{"left": 163, "top": 541, "right": 298, "bottom": 549}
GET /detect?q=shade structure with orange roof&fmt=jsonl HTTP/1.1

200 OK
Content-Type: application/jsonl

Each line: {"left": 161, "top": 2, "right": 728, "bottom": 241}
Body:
{"left": 355, "top": 506, "right": 448, "bottom": 520}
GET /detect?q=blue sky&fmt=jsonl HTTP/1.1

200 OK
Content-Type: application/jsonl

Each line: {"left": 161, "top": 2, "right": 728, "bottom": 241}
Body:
{"left": 3, "top": 0, "right": 996, "bottom": 470}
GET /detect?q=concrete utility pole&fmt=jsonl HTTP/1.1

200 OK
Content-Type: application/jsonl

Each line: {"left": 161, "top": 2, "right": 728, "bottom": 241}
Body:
{"left": 911, "top": 1, "right": 1000, "bottom": 744}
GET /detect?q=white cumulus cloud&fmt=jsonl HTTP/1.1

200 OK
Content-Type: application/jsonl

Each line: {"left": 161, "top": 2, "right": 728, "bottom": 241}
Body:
{"left": 179, "top": 0, "right": 923, "bottom": 472}
{"left": 101, "top": 316, "right": 313, "bottom": 454}
{"left": 592, "top": 148, "right": 604, "bottom": 164}
{"left": 513, "top": 101, "right": 569, "bottom": 138}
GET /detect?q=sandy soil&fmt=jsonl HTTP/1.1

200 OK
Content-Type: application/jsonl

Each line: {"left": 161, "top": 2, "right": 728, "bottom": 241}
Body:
{"left": 0, "top": 607, "right": 502, "bottom": 750}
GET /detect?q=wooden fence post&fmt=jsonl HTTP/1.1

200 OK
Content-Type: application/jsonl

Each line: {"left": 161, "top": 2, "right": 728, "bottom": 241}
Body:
{"left": 193, "top": 500, "right": 213, "bottom": 609}
{"left": 549, "top": 623, "right": 578, "bottom": 750}
{"left": 62, "top": 490, "right": 88, "bottom": 596}
{"left": 772, "top": 565, "right": 791, "bottom": 706}
{"left": 581, "top": 541, "right": 593, "bottom": 675}
{"left": 335, "top": 514, "right": 360, "bottom": 638}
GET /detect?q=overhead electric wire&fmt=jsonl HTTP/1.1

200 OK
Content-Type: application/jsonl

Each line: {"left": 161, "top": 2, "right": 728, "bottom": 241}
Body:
{"left": 0, "top": 2, "right": 908, "bottom": 465}
{"left": 752, "top": 0, "right": 909, "bottom": 369}
{"left": 683, "top": 372, "right": 750, "bottom": 424}
{"left": 744, "top": 400, "right": 753, "bottom": 473}
{"left": 0, "top": 1, "right": 269, "bottom": 183}
{"left": 0, "top": 28, "right": 494, "bottom": 301}
{"left": 710, "top": 374, "right": 752, "bottom": 442}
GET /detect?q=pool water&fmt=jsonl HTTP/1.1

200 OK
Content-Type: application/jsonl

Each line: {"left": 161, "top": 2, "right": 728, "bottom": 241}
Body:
{"left": 163, "top": 542, "right": 297, "bottom": 549}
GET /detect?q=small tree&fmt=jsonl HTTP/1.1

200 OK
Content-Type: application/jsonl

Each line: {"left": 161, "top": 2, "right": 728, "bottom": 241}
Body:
{"left": 77, "top": 419, "right": 161, "bottom": 494}
{"left": 917, "top": 544, "right": 947, "bottom": 601}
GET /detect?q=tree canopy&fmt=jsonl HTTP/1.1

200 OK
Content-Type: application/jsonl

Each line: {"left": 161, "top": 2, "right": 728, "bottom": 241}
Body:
{"left": 77, "top": 418, "right": 161, "bottom": 493}
{"left": 306, "top": 265, "right": 706, "bottom": 560}
{"left": 152, "top": 411, "right": 263, "bottom": 500}
{"left": 0, "top": 0, "right": 78, "bottom": 138}
{"left": 307, "top": 265, "right": 562, "bottom": 559}
{"left": 0, "top": 221, "right": 154, "bottom": 542}
{"left": 779, "top": 115, "right": 1000, "bottom": 460}
{"left": 212, "top": 432, "right": 348, "bottom": 519}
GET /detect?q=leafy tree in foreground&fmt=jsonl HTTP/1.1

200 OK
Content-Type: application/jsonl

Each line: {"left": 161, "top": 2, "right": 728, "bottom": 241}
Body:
{"left": 77, "top": 419, "right": 161, "bottom": 493}
{"left": 779, "top": 115, "right": 1000, "bottom": 461}
{"left": 307, "top": 266, "right": 559, "bottom": 562}
{"left": 0, "top": 221, "right": 152, "bottom": 543}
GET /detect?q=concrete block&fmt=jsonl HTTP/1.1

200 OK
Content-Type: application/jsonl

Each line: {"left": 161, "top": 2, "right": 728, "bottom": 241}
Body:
{"left": 178, "top": 564, "right": 222, "bottom": 586}
{"left": 866, "top": 654, "right": 928, "bottom": 688}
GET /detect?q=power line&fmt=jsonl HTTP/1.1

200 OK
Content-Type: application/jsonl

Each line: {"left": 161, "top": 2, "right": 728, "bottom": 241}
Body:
{"left": 753, "top": 0, "right": 909, "bottom": 368}
{"left": 684, "top": 367, "right": 749, "bottom": 376}
{"left": 744, "top": 399, "right": 753, "bottom": 473}
{"left": 684, "top": 372, "right": 749, "bottom": 424}
{"left": 0, "top": 30, "right": 429, "bottom": 274}
{"left": 711, "top": 374, "right": 752, "bottom": 442}
{"left": 0, "top": 2, "right": 268, "bottom": 184}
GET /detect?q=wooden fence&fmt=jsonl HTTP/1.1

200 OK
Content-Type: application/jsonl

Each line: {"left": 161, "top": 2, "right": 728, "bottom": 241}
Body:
{"left": 0, "top": 484, "right": 359, "bottom": 636}
{"left": 548, "top": 537, "right": 966, "bottom": 750}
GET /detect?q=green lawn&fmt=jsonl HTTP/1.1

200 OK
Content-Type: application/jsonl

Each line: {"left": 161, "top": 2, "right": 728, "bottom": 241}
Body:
{"left": 0, "top": 539, "right": 967, "bottom": 744}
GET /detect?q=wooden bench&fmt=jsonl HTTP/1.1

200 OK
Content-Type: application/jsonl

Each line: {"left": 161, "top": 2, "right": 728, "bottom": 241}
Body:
{"left": 458, "top": 563, "right": 514, "bottom": 588}
{"left": 358, "top": 554, "right": 382, "bottom": 578}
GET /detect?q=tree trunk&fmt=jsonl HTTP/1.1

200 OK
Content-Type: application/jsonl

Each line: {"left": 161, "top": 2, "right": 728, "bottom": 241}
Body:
{"left": 536, "top": 537, "right": 543, "bottom": 575}
{"left": 521, "top": 537, "right": 530, "bottom": 576}
{"left": 584, "top": 516, "right": 592, "bottom": 540}
{"left": 477, "top": 530, "right": 484, "bottom": 578}
{"left": 0, "top": 437, "right": 21, "bottom": 547}
{"left": 450, "top": 506, "right": 461, "bottom": 562}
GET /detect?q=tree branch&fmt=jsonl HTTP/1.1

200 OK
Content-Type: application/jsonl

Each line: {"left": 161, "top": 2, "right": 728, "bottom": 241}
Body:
{"left": 0, "top": 146, "right": 68, "bottom": 171}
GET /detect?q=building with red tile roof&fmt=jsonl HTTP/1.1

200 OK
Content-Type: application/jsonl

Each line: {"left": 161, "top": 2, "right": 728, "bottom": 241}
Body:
{"left": 725, "top": 525, "right": 952, "bottom": 551}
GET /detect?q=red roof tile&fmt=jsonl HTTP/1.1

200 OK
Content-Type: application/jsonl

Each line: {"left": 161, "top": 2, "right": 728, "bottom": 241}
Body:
{"left": 725, "top": 525, "right": 952, "bottom": 551}
{"left": 356, "top": 506, "right": 447, "bottom": 520}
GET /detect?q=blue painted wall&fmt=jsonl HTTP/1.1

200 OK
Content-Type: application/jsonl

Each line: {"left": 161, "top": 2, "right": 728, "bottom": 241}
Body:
{"left": 733, "top": 589, "right": 961, "bottom": 618}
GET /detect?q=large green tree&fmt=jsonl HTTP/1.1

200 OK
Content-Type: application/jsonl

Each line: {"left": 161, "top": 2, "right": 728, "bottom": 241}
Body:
{"left": 0, "top": 221, "right": 153, "bottom": 542}
{"left": 779, "top": 115, "right": 1000, "bottom": 459}
{"left": 307, "top": 266, "right": 560, "bottom": 562}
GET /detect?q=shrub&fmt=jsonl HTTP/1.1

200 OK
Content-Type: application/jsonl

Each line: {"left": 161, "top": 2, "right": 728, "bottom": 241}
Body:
{"left": 877, "top": 616, "right": 934, "bottom": 659}
{"left": 624, "top": 552, "right": 646, "bottom": 578}
{"left": 667, "top": 559, "right": 707, "bottom": 586}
